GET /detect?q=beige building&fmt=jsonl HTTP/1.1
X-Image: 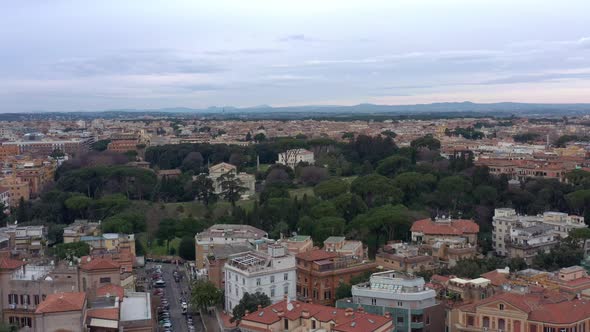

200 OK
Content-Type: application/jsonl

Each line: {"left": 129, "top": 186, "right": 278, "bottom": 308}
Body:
{"left": 34, "top": 292, "right": 87, "bottom": 332}
{"left": 0, "top": 175, "right": 30, "bottom": 207}
{"left": 206, "top": 162, "right": 256, "bottom": 198}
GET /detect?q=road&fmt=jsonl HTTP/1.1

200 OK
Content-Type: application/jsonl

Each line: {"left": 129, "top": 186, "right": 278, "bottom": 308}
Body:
{"left": 157, "top": 263, "right": 204, "bottom": 332}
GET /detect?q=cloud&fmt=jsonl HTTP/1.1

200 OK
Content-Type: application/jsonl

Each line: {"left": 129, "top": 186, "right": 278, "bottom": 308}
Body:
{"left": 578, "top": 37, "right": 590, "bottom": 49}
{"left": 278, "top": 34, "right": 313, "bottom": 42}
{"left": 51, "top": 51, "right": 225, "bottom": 77}
{"left": 203, "top": 48, "right": 282, "bottom": 56}
{"left": 479, "top": 72, "right": 590, "bottom": 85}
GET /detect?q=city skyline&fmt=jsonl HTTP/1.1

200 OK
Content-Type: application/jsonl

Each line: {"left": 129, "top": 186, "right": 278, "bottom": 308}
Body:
{"left": 1, "top": 0, "right": 590, "bottom": 112}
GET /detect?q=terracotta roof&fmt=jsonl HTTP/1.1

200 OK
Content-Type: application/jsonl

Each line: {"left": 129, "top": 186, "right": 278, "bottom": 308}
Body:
{"left": 296, "top": 249, "right": 338, "bottom": 262}
{"left": 480, "top": 270, "right": 509, "bottom": 287}
{"left": 79, "top": 257, "right": 120, "bottom": 271}
{"left": 411, "top": 218, "right": 479, "bottom": 235}
{"left": 96, "top": 284, "right": 125, "bottom": 300}
{"left": 87, "top": 307, "right": 119, "bottom": 321}
{"left": 240, "top": 300, "right": 392, "bottom": 332}
{"left": 35, "top": 292, "right": 86, "bottom": 314}
{"left": 430, "top": 274, "right": 451, "bottom": 284}
{"left": 0, "top": 257, "right": 26, "bottom": 270}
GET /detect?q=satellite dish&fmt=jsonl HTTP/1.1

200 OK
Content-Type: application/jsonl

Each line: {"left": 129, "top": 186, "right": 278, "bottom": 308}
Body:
{"left": 287, "top": 303, "right": 294, "bottom": 311}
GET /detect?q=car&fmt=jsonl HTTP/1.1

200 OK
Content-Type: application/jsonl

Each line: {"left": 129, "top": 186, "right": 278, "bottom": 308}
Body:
{"left": 161, "top": 322, "right": 172, "bottom": 328}
{"left": 154, "top": 280, "right": 166, "bottom": 288}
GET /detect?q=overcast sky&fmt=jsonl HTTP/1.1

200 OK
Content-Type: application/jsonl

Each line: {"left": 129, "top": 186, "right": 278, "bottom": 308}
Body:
{"left": 1, "top": 0, "right": 590, "bottom": 112}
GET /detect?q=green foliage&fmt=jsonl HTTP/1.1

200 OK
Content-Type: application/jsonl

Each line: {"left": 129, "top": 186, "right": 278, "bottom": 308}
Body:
{"left": 330, "top": 193, "right": 367, "bottom": 222}
{"left": 314, "top": 178, "right": 350, "bottom": 200}
{"left": 193, "top": 174, "right": 217, "bottom": 206}
{"left": 102, "top": 210, "right": 145, "bottom": 234}
{"left": 376, "top": 156, "right": 411, "bottom": 177}
{"left": 219, "top": 172, "right": 247, "bottom": 206}
{"left": 410, "top": 135, "right": 441, "bottom": 150}
{"left": 231, "top": 292, "right": 271, "bottom": 323}
{"left": 91, "top": 139, "right": 111, "bottom": 151}
{"left": 178, "top": 236, "right": 196, "bottom": 260}
{"left": 445, "top": 127, "right": 484, "bottom": 140}
{"left": 335, "top": 283, "right": 352, "bottom": 300}
{"left": 313, "top": 217, "right": 346, "bottom": 244}
{"left": 436, "top": 175, "right": 472, "bottom": 212}
{"left": 555, "top": 135, "right": 581, "bottom": 147}
{"left": 351, "top": 174, "right": 402, "bottom": 207}
{"left": 190, "top": 280, "right": 223, "bottom": 311}
{"left": 532, "top": 241, "right": 584, "bottom": 271}
{"left": 392, "top": 172, "right": 436, "bottom": 205}
{"left": 52, "top": 241, "right": 90, "bottom": 261}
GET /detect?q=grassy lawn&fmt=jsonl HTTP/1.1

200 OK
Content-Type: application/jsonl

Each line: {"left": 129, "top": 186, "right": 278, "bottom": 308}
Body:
{"left": 137, "top": 232, "right": 181, "bottom": 256}
{"left": 289, "top": 186, "right": 315, "bottom": 199}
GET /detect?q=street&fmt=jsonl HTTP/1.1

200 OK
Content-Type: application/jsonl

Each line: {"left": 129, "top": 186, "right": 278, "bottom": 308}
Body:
{"left": 151, "top": 263, "right": 204, "bottom": 332}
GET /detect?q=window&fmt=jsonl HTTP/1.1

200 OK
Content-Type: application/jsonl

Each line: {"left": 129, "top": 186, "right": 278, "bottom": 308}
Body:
{"left": 284, "top": 318, "right": 289, "bottom": 330}
{"left": 34, "top": 295, "right": 40, "bottom": 305}
{"left": 397, "top": 317, "right": 404, "bottom": 324}
{"left": 20, "top": 317, "right": 31, "bottom": 328}
{"left": 499, "top": 303, "right": 505, "bottom": 310}
{"left": 483, "top": 317, "right": 490, "bottom": 328}
{"left": 498, "top": 319, "right": 506, "bottom": 331}
{"left": 312, "top": 320, "right": 316, "bottom": 329}
{"left": 397, "top": 301, "right": 403, "bottom": 307}
{"left": 324, "top": 290, "right": 331, "bottom": 300}
{"left": 256, "top": 278, "right": 261, "bottom": 286}
{"left": 235, "top": 275, "right": 238, "bottom": 282}
{"left": 271, "top": 288, "right": 276, "bottom": 297}
{"left": 284, "top": 273, "right": 288, "bottom": 281}
{"left": 371, "top": 298, "right": 377, "bottom": 305}
{"left": 426, "top": 315, "right": 430, "bottom": 325}
{"left": 270, "top": 276, "right": 275, "bottom": 283}
{"left": 99, "top": 277, "right": 111, "bottom": 283}
{"left": 284, "top": 284, "right": 289, "bottom": 295}
{"left": 24, "top": 295, "right": 30, "bottom": 305}
{"left": 242, "top": 278, "right": 245, "bottom": 285}
{"left": 467, "top": 315, "right": 474, "bottom": 326}
{"left": 8, "top": 294, "right": 17, "bottom": 305}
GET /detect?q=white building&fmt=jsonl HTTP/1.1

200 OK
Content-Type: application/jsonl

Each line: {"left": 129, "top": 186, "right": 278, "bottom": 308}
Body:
{"left": 224, "top": 244, "right": 296, "bottom": 313}
{"left": 277, "top": 149, "right": 315, "bottom": 169}
{"left": 492, "top": 208, "right": 587, "bottom": 260}
{"left": 205, "top": 162, "right": 255, "bottom": 198}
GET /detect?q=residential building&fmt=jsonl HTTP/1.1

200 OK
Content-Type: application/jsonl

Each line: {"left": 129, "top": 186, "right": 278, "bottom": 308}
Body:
{"left": 279, "top": 235, "right": 314, "bottom": 255}
{"left": 224, "top": 245, "right": 296, "bottom": 313}
{"left": 0, "top": 186, "right": 9, "bottom": 209}
{"left": 323, "top": 236, "right": 366, "bottom": 259}
{"left": 336, "top": 270, "right": 445, "bottom": 332}
{"left": 240, "top": 299, "right": 394, "bottom": 332}
{"left": 0, "top": 175, "right": 30, "bottom": 207}
{"left": 277, "top": 149, "right": 315, "bottom": 169}
{"left": 3, "top": 137, "right": 94, "bottom": 157}
{"left": 206, "top": 162, "right": 256, "bottom": 198}
{"left": 0, "top": 224, "right": 47, "bottom": 258}
{"left": 375, "top": 243, "right": 437, "bottom": 273}
{"left": 13, "top": 161, "right": 56, "bottom": 197}
{"left": 194, "top": 224, "right": 268, "bottom": 269}
{"left": 492, "top": 208, "right": 586, "bottom": 262}
{"left": 296, "top": 249, "right": 377, "bottom": 306}
{"left": 449, "top": 288, "right": 590, "bottom": 332}
{"left": 411, "top": 217, "right": 479, "bottom": 245}
{"left": 205, "top": 243, "right": 252, "bottom": 289}
{"left": 63, "top": 220, "right": 101, "bottom": 244}
{"left": 34, "top": 292, "right": 87, "bottom": 332}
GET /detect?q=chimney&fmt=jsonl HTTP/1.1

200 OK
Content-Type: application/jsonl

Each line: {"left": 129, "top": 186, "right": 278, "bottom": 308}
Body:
{"left": 345, "top": 308, "right": 354, "bottom": 317}
{"left": 301, "top": 309, "right": 310, "bottom": 318}
{"left": 384, "top": 312, "right": 391, "bottom": 319}
{"left": 257, "top": 304, "right": 262, "bottom": 311}
{"left": 283, "top": 294, "right": 288, "bottom": 301}
{"left": 245, "top": 310, "right": 250, "bottom": 316}
{"left": 277, "top": 309, "right": 285, "bottom": 317}
{"left": 357, "top": 306, "right": 364, "bottom": 313}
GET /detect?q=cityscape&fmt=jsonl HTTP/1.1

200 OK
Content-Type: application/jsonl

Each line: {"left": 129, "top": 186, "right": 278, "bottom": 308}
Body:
{"left": 2, "top": 1, "right": 590, "bottom": 332}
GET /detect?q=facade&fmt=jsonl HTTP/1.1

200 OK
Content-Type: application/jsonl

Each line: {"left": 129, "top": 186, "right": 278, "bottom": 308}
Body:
{"left": 194, "top": 224, "right": 267, "bottom": 269}
{"left": 411, "top": 217, "right": 479, "bottom": 245}
{"left": 323, "top": 236, "right": 365, "bottom": 259}
{"left": 0, "top": 186, "right": 9, "bottom": 209}
{"left": 224, "top": 245, "right": 296, "bottom": 313}
{"left": 63, "top": 220, "right": 101, "bottom": 244}
{"left": 0, "top": 224, "right": 47, "bottom": 258}
{"left": 206, "top": 162, "right": 256, "bottom": 198}
{"left": 3, "top": 137, "right": 94, "bottom": 157}
{"left": 296, "top": 249, "right": 378, "bottom": 306}
{"left": 336, "top": 270, "right": 445, "bottom": 332}
{"left": 0, "top": 175, "right": 30, "bottom": 207}
{"left": 13, "top": 161, "right": 56, "bottom": 197}
{"left": 34, "top": 292, "right": 87, "bottom": 332}
{"left": 277, "top": 149, "right": 315, "bottom": 169}
{"left": 375, "top": 243, "right": 437, "bottom": 274}
{"left": 240, "top": 299, "right": 394, "bottom": 332}
{"left": 205, "top": 243, "right": 252, "bottom": 289}
{"left": 492, "top": 208, "right": 586, "bottom": 262}
{"left": 449, "top": 289, "right": 590, "bottom": 332}
{"left": 279, "top": 235, "right": 314, "bottom": 255}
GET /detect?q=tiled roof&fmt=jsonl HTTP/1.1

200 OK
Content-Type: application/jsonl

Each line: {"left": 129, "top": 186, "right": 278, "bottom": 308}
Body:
{"left": 87, "top": 307, "right": 120, "bottom": 321}
{"left": 480, "top": 270, "right": 509, "bottom": 287}
{"left": 241, "top": 300, "right": 392, "bottom": 332}
{"left": 35, "top": 292, "right": 86, "bottom": 314}
{"left": 96, "top": 284, "right": 125, "bottom": 300}
{"left": 411, "top": 218, "right": 479, "bottom": 235}
{"left": 80, "top": 257, "right": 120, "bottom": 271}
{"left": 296, "top": 249, "right": 338, "bottom": 262}
{"left": 0, "top": 257, "right": 26, "bottom": 270}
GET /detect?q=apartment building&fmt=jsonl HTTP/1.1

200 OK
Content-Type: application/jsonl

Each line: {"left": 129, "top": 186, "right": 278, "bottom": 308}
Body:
{"left": 63, "top": 220, "right": 101, "bottom": 243}
{"left": 492, "top": 208, "right": 587, "bottom": 262}
{"left": 224, "top": 245, "right": 296, "bottom": 313}
{"left": 411, "top": 217, "right": 479, "bottom": 245}
{"left": 0, "top": 187, "right": 9, "bottom": 209}
{"left": 323, "top": 236, "right": 366, "bottom": 259}
{"left": 296, "top": 249, "right": 377, "bottom": 306}
{"left": 449, "top": 289, "right": 590, "bottom": 332}
{"left": 279, "top": 235, "right": 314, "bottom": 255}
{"left": 205, "top": 243, "right": 252, "bottom": 289}
{"left": 336, "top": 270, "right": 445, "bottom": 332}
{"left": 375, "top": 243, "right": 437, "bottom": 273}
{"left": 277, "top": 149, "right": 315, "bottom": 169}
{"left": 194, "top": 224, "right": 268, "bottom": 269}
{"left": 3, "top": 137, "right": 94, "bottom": 157}
{"left": 13, "top": 161, "right": 55, "bottom": 197}
{"left": 0, "top": 175, "right": 30, "bottom": 207}
{"left": 240, "top": 299, "right": 394, "bottom": 332}
{"left": 0, "top": 224, "right": 47, "bottom": 258}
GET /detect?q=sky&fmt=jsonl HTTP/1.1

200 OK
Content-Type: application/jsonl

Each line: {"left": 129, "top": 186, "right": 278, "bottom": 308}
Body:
{"left": 1, "top": 0, "right": 590, "bottom": 112}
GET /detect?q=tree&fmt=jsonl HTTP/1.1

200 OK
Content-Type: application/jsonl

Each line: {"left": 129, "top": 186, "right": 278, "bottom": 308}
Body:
{"left": 265, "top": 168, "right": 292, "bottom": 185}
{"left": 314, "top": 178, "right": 350, "bottom": 200}
{"left": 331, "top": 193, "right": 367, "bottom": 222}
{"left": 219, "top": 173, "right": 247, "bottom": 206}
{"left": 192, "top": 175, "right": 217, "bottom": 206}
{"left": 254, "top": 133, "right": 266, "bottom": 142}
{"left": 52, "top": 242, "right": 90, "bottom": 261}
{"left": 190, "top": 280, "right": 223, "bottom": 312}
{"left": 50, "top": 149, "right": 65, "bottom": 159}
{"left": 381, "top": 130, "right": 397, "bottom": 138}
{"left": 181, "top": 152, "right": 204, "bottom": 173}
{"left": 351, "top": 174, "right": 402, "bottom": 207}
{"left": 335, "top": 283, "right": 352, "bottom": 300}
{"left": 313, "top": 216, "right": 346, "bottom": 244}
{"left": 156, "top": 218, "right": 177, "bottom": 252}
{"left": 376, "top": 156, "right": 411, "bottom": 178}
{"left": 178, "top": 236, "right": 196, "bottom": 260}
{"left": 513, "top": 132, "right": 540, "bottom": 143}
{"left": 436, "top": 175, "right": 472, "bottom": 212}
{"left": 15, "top": 197, "right": 27, "bottom": 223}
{"left": 231, "top": 292, "right": 271, "bottom": 323}
{"left": 410, "top": 135, "right": 440, "bottom": 150}
{"left": 298, "top": 166, "right": 329, "bottom": 186}
{"left": 91, "top": 139, "right": 111, "bottom": 151}
{"left": 392, "top": 172, "right": 437, "bottom": 205}
{"left": 245, "top": 132, "right": 253, "bottom": 141}
{"left": 65, "top": 195, "right": 92, "bottom": 219}
{"left": 0, "top": 202, "right": 9, "bottom": 227}
{"left": 532, "top": 241, "right": 584, "bottom": 271}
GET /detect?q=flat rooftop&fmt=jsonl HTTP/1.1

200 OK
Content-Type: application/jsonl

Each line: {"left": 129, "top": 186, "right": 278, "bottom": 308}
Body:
{"left": 120, "top": 292, "right": 151, "bottom": 322}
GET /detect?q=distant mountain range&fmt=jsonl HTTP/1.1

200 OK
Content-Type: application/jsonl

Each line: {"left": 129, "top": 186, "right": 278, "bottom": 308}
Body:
{"left": 5, "top": 102, "right": 590, "bottom": 121}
